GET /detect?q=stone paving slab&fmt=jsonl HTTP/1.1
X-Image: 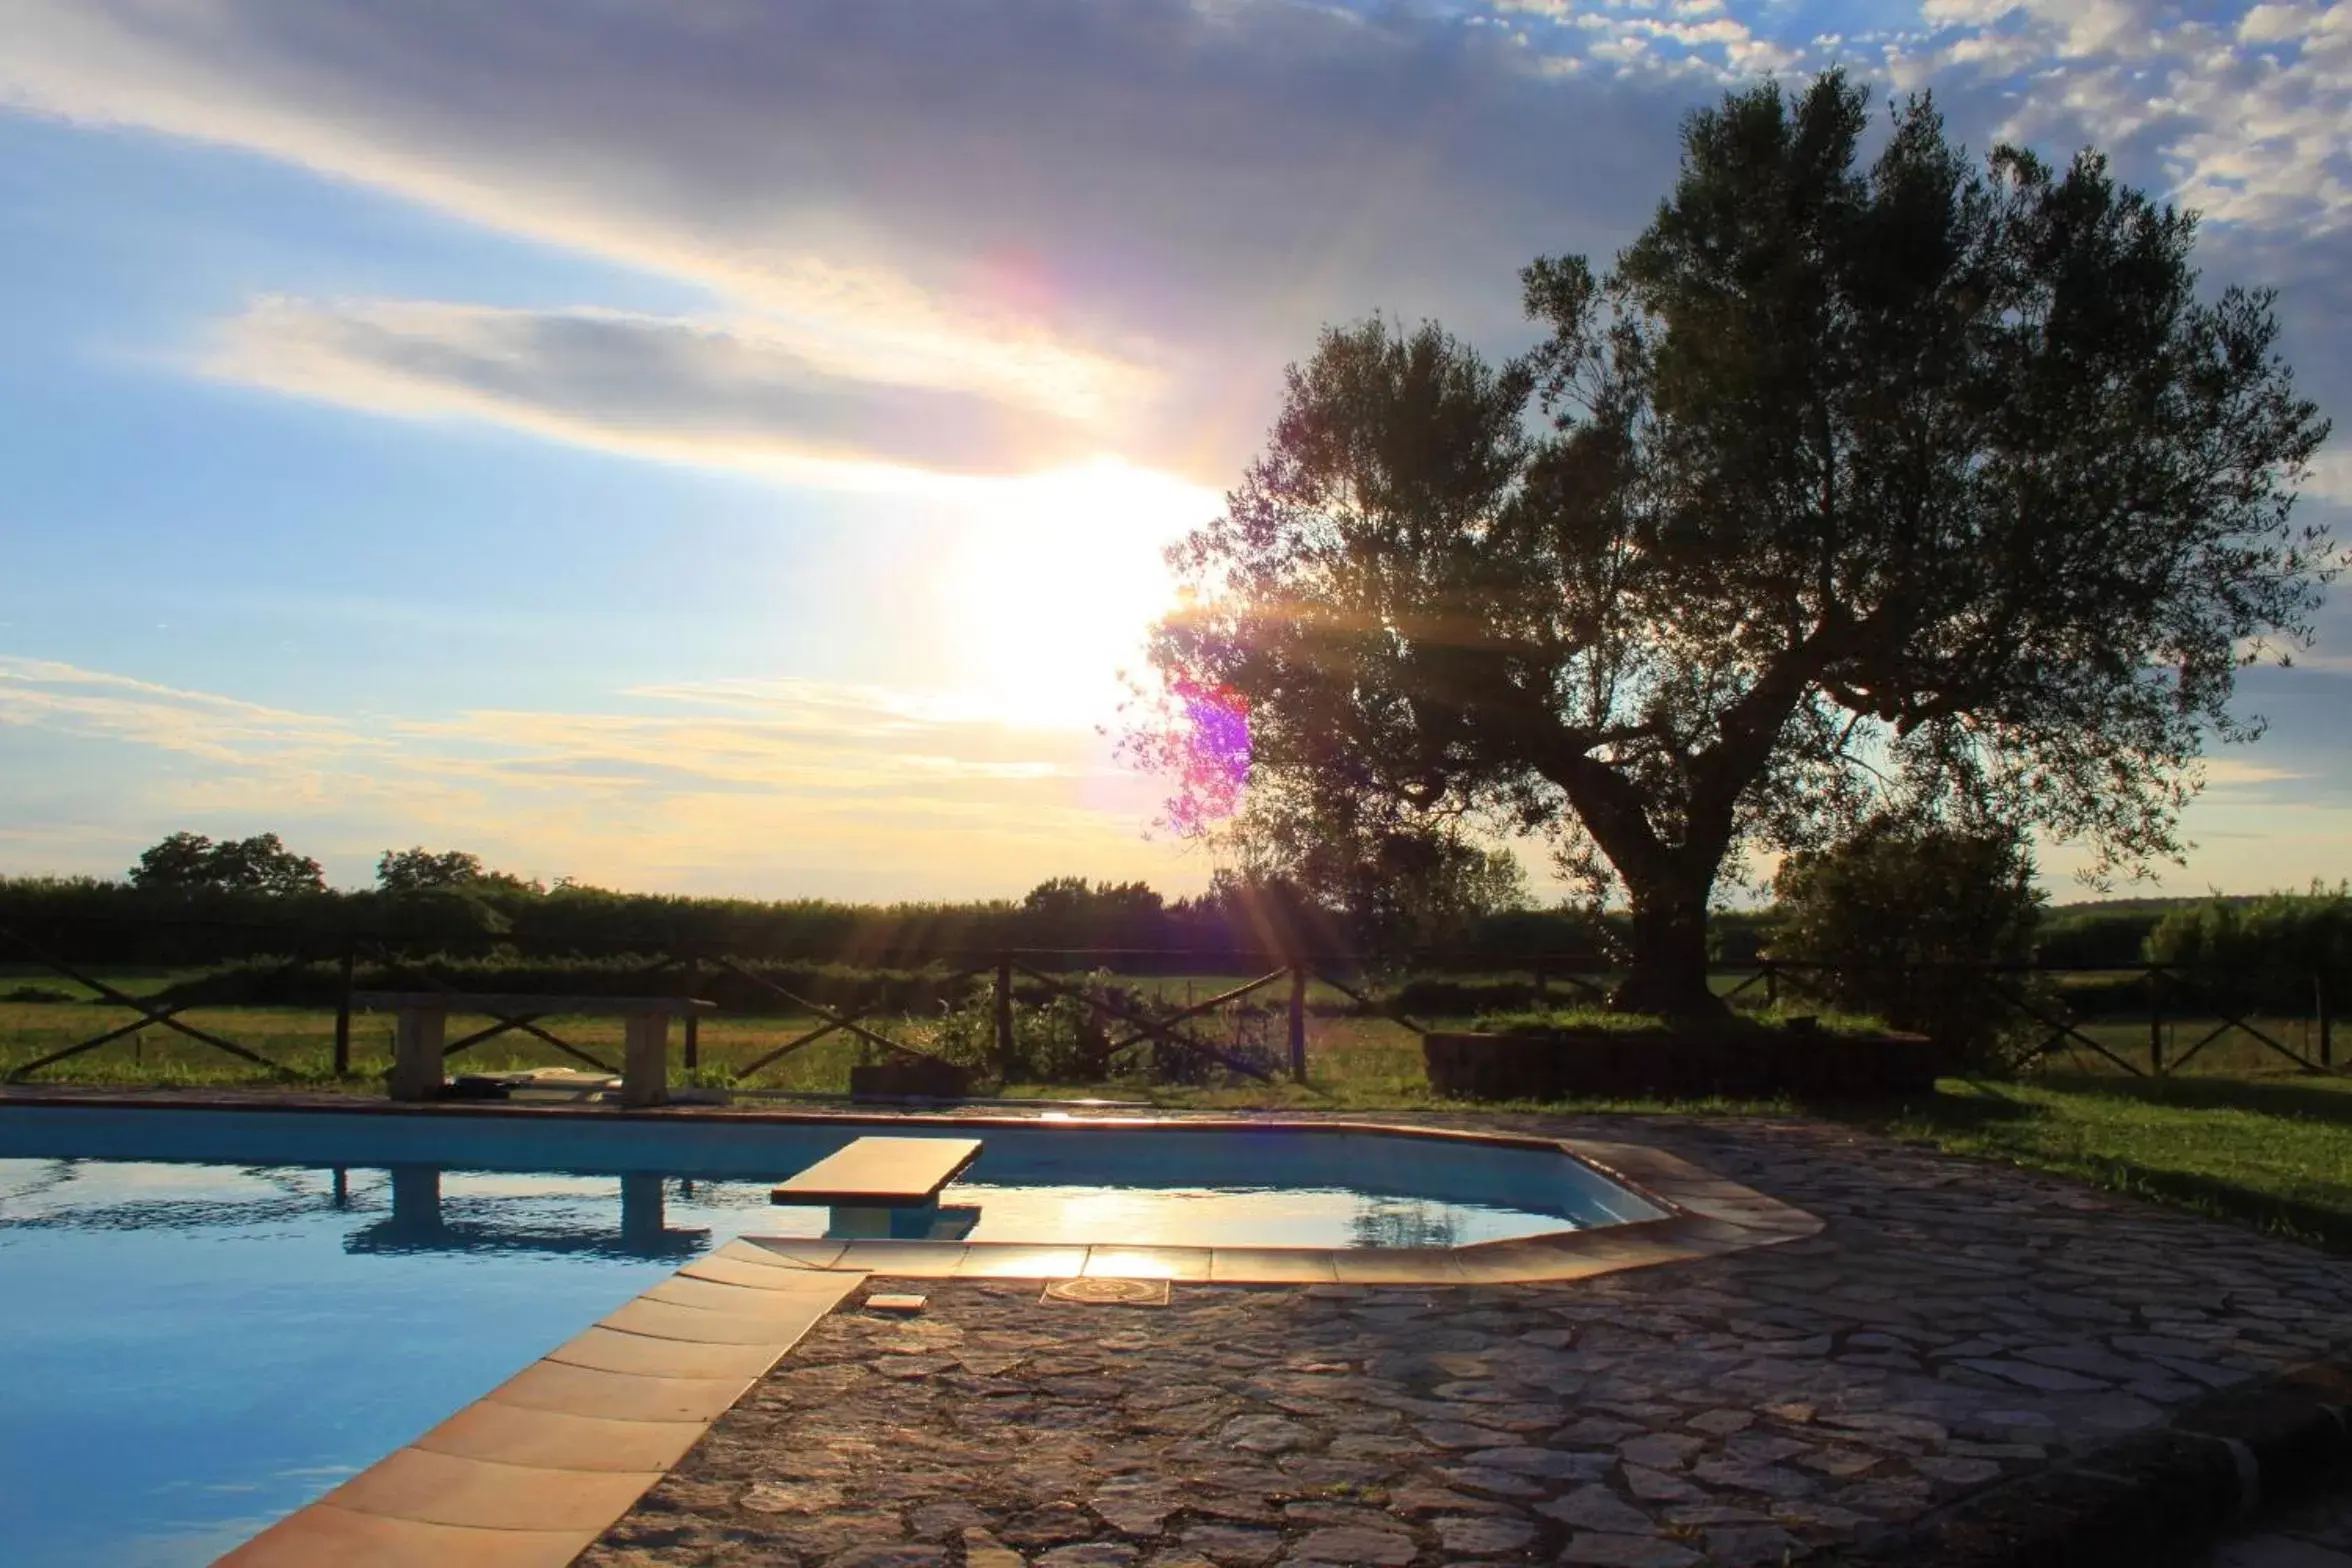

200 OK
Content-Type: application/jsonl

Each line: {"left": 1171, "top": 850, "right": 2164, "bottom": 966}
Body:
{"left": 580, "top": 1114, "right": 2352, "bottom": 1568}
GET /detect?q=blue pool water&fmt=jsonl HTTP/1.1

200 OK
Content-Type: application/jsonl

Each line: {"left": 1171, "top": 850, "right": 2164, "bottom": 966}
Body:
{"left": 0, "top": 1105, "right": 1656, "bottom": 1565}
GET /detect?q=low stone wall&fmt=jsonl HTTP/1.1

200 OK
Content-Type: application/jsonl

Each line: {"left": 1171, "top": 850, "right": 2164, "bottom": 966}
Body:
{"left": 1423, "top": 1026, "right": 1940, "bottom": 1100}
{"left": 846, "top": 1059, "right": 974, "bottom": 1099}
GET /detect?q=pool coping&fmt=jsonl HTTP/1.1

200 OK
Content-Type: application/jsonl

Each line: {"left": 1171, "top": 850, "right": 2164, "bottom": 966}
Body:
{"left": 711, "top": 1133, "right": 1820, "bottom": 1286}
{"left": 214, "top": 1239, "right": 871, "bottom": 1567}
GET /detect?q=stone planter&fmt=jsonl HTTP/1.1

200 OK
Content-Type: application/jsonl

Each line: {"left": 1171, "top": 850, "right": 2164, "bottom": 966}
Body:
{"left": 1423, "top": 1026, "right": 1940, "bottom": 1101}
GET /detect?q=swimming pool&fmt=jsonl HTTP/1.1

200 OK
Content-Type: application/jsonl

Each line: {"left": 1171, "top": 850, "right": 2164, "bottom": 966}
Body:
{"left": 0, "top": 1103, "right": 1658, "bottom": 1565}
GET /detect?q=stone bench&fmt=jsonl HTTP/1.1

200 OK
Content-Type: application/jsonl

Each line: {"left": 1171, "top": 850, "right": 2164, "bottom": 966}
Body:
{"left": 354, "top": 991, "right": 714, "bottom": 1108}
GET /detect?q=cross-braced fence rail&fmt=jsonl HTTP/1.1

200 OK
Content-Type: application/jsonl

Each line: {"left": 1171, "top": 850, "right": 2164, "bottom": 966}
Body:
{"left": 1, "top": 919, "right": 2339, "bottom": 1086}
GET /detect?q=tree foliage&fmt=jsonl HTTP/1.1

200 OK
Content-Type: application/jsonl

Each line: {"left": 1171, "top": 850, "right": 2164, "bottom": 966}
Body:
{"left": 2144, "top": 883, "right": 2352, "bottom": 1017}
{"left": 1140, "top": 72, "right": 2335, "bottom": 1017}
{"left": 1211, "top": 801, "right": 1532, "bottom": 961}
{"left": 1016, "top": 877, "right": 1167, "bottom": 949}
{"left": 127, "top": 832, "right": 325, "bottom": 897}
{"left": 375, "top": 846, "right": 542, "bottom": 896}
{"left": 376, "top": 847, "right": 482, "bottom": 894}
{"left": 1770, "top": 818, "right": 2045, "bottom": 1065}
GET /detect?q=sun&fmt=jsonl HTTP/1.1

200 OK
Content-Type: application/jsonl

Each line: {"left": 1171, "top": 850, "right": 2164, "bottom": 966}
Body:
{"left": 934, "top": 459, "right": 1221, "bottom": 728}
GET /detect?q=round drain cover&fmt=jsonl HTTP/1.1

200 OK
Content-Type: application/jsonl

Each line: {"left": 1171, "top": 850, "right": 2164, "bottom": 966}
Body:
{"left": 1043, "top": 1276, "right": 1170, "bottom": 1306}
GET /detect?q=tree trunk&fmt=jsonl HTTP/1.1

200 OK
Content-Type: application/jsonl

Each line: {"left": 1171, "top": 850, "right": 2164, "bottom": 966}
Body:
{"left": 1610, "top": 867, "right": 1727, "bottom": 1022}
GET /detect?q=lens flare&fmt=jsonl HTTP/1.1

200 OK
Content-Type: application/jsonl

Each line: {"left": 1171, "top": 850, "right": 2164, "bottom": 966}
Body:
{"left": 1165, "top": 675, "right": 1250, "bottom": 834}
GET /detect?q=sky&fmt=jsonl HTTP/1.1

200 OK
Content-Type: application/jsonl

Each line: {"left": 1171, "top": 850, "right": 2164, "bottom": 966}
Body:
{"left": 1, "top": 0, "right": 2348, "bottom": 903}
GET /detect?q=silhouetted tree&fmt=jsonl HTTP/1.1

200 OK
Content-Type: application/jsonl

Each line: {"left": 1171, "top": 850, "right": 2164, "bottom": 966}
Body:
{"left": 1216, "top": 793, "right": 1530, "bottom": 959}
{"left": 129, "top": 831, "right": 325, "bottom": 896}
{"left": 375, "top": 846, "right": 541, "bottom": 895}
{"left": 1016, "top": 877, "right": 1167, "bottom": 949}
{"left": 1138, "top": 73, "right": 2334, "bottom": 1019}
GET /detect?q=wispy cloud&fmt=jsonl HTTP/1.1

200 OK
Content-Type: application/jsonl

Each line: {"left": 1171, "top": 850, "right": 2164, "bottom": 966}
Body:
{"left": 2201, "top": 757, "right": 2307, "bottom": 787}
{"left": 0, "top": 656, "right": 1186, "bottom": 896}
{"left": 2302, "top": 448, "right": 2352, "bottom": 507}
{"left": 203, "top": 297, "right": 1118, "bottom": 480}
{"left": 7, "top": 2, "right": 2343, "bottom": 485}
{"left": 0, "top": 657, "right": 374, "bottom": 766}
{"left": 0, "top": 0, "right": 1713, "bottom": 482}
{"left": 1884, "top": 0, "right": 2352, "bottom": 234}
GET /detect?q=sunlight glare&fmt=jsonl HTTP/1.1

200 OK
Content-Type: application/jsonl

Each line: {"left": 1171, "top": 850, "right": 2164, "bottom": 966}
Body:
{"left": 934, "top": 459, "right": 1219, "bottom": 727}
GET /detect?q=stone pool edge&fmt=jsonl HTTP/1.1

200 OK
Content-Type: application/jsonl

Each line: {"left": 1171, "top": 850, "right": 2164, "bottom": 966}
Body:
{"left": 730, "top": 1133, "right": 1822, "bottom": 1285}
{"left": 213, "top": 1241, "right": 869, "bottom": 1568}
{"left": 0, "top": 1090, "right": 1826, "bottom": 1286}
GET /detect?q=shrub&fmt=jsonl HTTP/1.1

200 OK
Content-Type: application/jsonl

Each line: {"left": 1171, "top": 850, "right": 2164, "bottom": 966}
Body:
{"left": 918, "top": 970, "right": 1279, "bottom": 1087}
{"left": 1770, "top": 818, "right": 2045, "bottom": 1070}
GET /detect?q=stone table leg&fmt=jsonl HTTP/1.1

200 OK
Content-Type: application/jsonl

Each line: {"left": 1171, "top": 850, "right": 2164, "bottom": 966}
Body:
{"left": 388, "top": 1006, "right": 447, "bottom": 1101}
{"left": 622, "top": 1012, "right": 670, "bottom": 1108}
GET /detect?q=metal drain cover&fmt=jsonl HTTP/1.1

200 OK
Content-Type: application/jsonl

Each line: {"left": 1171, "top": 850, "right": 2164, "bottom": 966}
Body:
{"left": 1042, "top": 1277, "right": 1171, "bottom": 1306}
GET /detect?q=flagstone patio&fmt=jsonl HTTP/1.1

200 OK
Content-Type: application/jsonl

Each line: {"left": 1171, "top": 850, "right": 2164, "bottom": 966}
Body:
{"left": 572, "top": 1114, "right": 2352, "bottom": 1567}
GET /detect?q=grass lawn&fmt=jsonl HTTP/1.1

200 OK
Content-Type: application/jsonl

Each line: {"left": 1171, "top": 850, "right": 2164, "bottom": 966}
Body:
{"left": 6, "top": 987, "right": 2348, "bottom": 1255}
{"left": 0, "top": 1000, "right": 874, "bottom": 1095}
{"left": 1877, "top": 1074, "right": 2352, "bottom": 1254}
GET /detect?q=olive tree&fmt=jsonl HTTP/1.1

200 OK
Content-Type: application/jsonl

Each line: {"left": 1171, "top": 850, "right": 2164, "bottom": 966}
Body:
{"left": 1138, "top": 73, "right": 2334, "bottom": 1019}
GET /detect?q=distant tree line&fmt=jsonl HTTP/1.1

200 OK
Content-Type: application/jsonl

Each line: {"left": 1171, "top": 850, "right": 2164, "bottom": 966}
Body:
{"left": 0, "top": 827, "right": 2319, "bottom": 999}
{"left": 0, "top": 830, "right": 1564, "bottom": 969}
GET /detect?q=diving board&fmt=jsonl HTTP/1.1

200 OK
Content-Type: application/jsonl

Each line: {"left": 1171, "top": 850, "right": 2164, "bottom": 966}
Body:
{"left": 771, "top": 1137, "right": 983, "bottom": 1207}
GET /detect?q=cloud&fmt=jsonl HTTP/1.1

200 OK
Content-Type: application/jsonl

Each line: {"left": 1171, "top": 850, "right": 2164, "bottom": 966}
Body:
{"left": 0, "top": 656, "right": 373, "bottom": 766}
{"left": 1886, "top": 0, "right": 2352, "bottom": 235}
{"left": 205, "top": 298, "right": 1114, "bottom": 480}
{"left": 0, "top": 0, "right": 1718, "bottom": 482}
{"left": 2301, "top": 447, "right": 2352, "bottom": 506}
{"left": 0, "top": 657, "right": 1190, "bottom": 896}
{"left": 2201, "top": 757, "right": 2306, "bottom": 786}
{"left": 0, "top": 0, "right": 2344, "bottom": 489}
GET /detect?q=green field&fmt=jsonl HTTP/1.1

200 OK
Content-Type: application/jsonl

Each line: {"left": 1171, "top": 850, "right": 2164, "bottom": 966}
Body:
{"left": 5, "top": 973, "right": 2347, "bottom": 1256}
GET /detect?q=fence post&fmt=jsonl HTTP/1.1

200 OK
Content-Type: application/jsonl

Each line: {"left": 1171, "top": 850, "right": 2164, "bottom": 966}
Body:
{"left": 2319, "top": 972, "right": 2334, "bottom": 1070}
{"left": 1287, "top": 965, "right": 1309, "bottom": 1083}
{"left": 332, "top": 939, "right": 356, "bottom": 1078}
{"left": 1763, "top": 961, "right": 1779, "bottom": 1011}
{"left": 994, "top": 954, "right": 1015, "bottom": 1082}
{"left": 2148, "top": 968, "right": 2165, "bottom": 1076}
{"left": 681, "top": 953, "right": 700, "bottom": 1074}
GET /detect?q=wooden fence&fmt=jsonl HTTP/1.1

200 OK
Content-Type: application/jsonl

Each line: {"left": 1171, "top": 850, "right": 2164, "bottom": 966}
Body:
{"left": 1, "top": 920, "right": 2339, "bottom": 1086}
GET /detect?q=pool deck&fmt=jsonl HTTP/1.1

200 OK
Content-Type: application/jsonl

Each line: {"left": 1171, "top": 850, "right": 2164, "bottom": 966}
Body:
{"left": 578, "top": 1111, "right": 2352, "bottom": 1568}
{"left": 10, "top": 1088, "right": 2352, "bottom": 1565}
